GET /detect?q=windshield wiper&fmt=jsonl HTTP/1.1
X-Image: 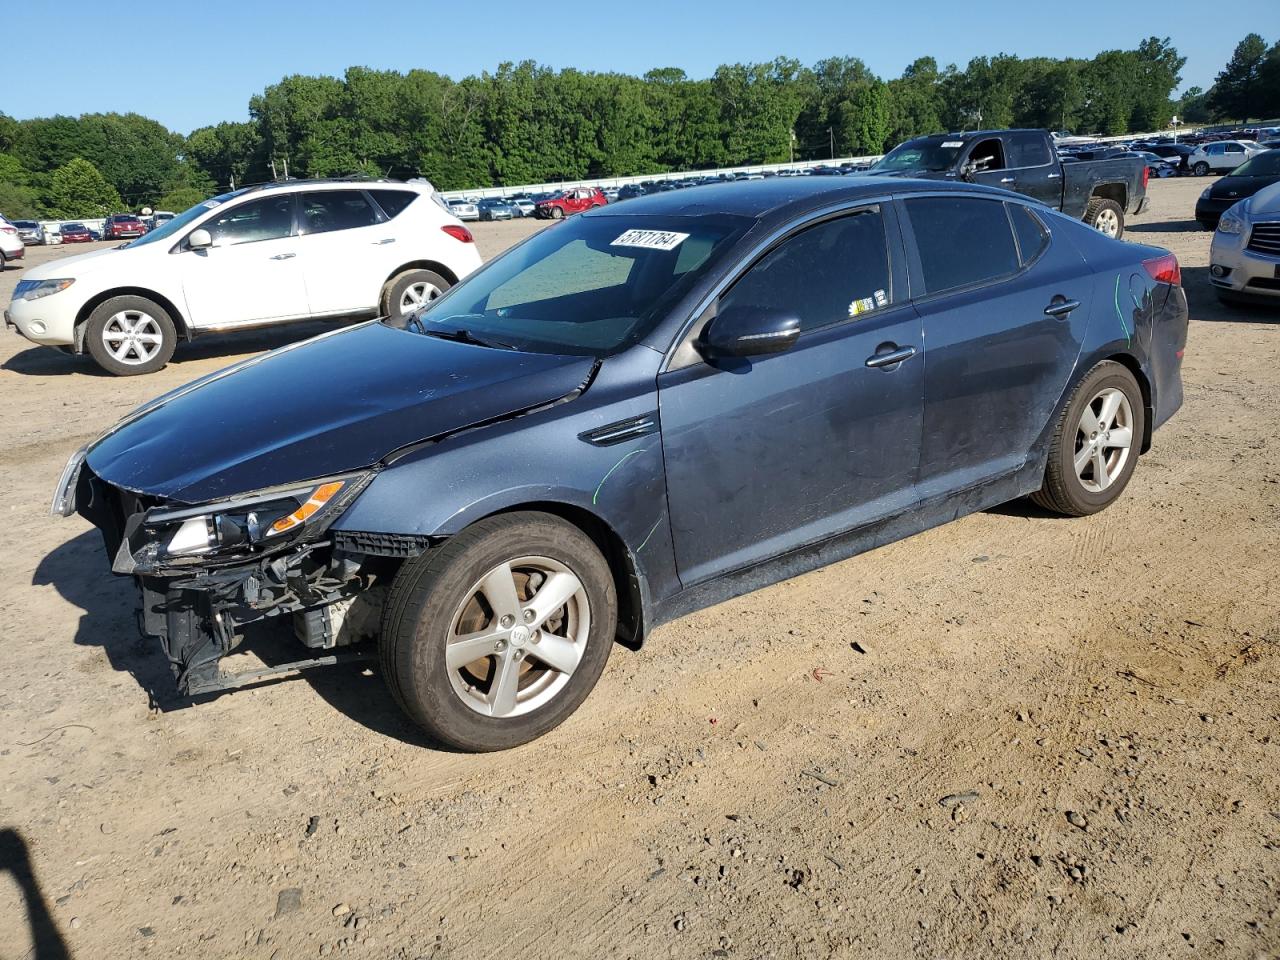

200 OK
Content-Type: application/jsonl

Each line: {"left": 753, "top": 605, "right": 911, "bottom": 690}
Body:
{"left": 418, "top": 326, "right": 518, "bottom": 351}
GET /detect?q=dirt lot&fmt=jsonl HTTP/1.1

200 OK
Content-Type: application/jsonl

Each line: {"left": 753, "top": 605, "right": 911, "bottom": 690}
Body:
{"left": 1, "top": 178, "right": 1277, "bottom": 960}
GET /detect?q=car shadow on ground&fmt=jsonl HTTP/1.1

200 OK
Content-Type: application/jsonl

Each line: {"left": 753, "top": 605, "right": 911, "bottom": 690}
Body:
{"left": 0, "top": 828, "right": 72, "bottom": 960}
{"left": 2, "top": 319, "right": 362, "bottom": 377}
{"left": 1125, "top": 219, "right": 1207, "bottom": 235}
{"left": 34, "top": 530, "right": 442, "bottom": 748}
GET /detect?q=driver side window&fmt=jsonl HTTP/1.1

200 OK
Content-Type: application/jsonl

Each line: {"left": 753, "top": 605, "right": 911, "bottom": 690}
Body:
{"left": 203, "top": 195, "right": 295, "bottom": 247}
{"left": 967, "top": 138, "right": 1005, "bottom": 172}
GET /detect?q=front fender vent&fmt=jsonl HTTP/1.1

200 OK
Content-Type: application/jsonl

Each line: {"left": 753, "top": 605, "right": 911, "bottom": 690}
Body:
{"left": 579, "top": 413, "right": 659, "bottom": 447}
{"left": 334, "top": 531, "right": 432, "bottom": 558}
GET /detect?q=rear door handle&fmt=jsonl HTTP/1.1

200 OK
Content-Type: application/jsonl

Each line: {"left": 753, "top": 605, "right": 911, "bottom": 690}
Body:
{"left": 1047, "top": 173, "right": 1062, "bottom": 180}
{"left": 1044, "top": 296, "right": 1081, "bottom": 318}
{"left": 373, "top": 238, "right": 396, "bottom": 245}
{"left": 865, "top": 345, "right": 917, "bottom": 369}
{"left": 270, "top": 252, "right": 296, "bottom": 260}
{"left": 1000, "top": 176, "right": 1016, "bottom": 184}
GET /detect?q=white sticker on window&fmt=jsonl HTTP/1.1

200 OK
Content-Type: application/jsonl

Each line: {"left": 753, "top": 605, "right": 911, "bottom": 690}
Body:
{"left": 942, "top": 141, "right": 964, "bottom": 148}
{"left": 873, "top": 289, "right": 888, "bottom": 308}
{"left": 611, "top": 229, "right": 690, "bottom": 251}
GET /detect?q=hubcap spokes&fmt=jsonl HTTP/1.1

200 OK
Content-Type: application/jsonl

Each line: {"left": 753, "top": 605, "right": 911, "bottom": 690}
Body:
{"left": 102, "top": 311, "right": 162, "bottom": 364}
{"left": 399, "top": 282, "right": 441, "bottom": 313}
{"left": 1074, "top": 387, "right": 1133, "bottom": 493}
{"left": 445, "top": 556, "right": 589, "bottom": 718}
{"left": 1096, "top": 209, "right": 1119, "bottom": 237}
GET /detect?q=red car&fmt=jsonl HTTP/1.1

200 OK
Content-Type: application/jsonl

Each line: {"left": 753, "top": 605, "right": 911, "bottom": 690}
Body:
{"left": 534, "top": 187, "right": 608, "bottom": 219}
{"left": 60, "top": 222, "right": 93, "bottom": 243}
{"left": 103, "top": 214, "right": 147, "bottom": 240}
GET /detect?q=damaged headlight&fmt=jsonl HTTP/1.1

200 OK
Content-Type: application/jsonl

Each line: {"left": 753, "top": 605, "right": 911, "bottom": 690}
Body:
{"left": 123, "top": 472, "right": 373, "bottom": 571}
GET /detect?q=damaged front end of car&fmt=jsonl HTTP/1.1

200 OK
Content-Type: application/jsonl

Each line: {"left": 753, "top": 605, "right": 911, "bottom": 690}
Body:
{"left": 55, "top": 455, "right": 424, "bottom": 695}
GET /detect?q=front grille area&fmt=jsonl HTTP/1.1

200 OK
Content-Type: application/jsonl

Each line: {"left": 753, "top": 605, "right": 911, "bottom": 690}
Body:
{"left": 1247, "top": 221, "right": 1280, "bottom": 256}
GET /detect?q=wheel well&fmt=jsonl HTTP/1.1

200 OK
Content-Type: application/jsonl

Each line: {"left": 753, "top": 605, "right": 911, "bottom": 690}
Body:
{"left": 382, "top": 260, "right": 460, "bottom": 290}
{"left": 1105, "top": 353, "right": 1154, "bottom": 453}
{"left": 74, "top": 287, "right": 190, "bottom": 350}
{"left": 1091, "top": 183, "right": 1127, "bottom": 209}
{"left": 484, "top": 502, "right": 644, "bottom": 651}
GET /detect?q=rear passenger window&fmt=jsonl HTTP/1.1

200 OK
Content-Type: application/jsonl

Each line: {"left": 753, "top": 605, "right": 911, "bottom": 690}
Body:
{"left": 903, "top": 197, "right": 1020, "bottom": 295}
{"left": 370, "top": 189, "right": 418, "bottom": 219}
{"left": 1008, "top": 133, "right": 1052, "bottom": 168}
{"left": 719, "top": 208, "right": 892, "bottom": 332}
{"left": 1008, "top": 203, "right": 1049, "bottom": 265}
{"left": 298, "top": 191, "right": 381, "bottom": 235}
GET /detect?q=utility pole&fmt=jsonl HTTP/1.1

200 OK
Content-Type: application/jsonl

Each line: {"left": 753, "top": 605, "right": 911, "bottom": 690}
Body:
{"left": 270, "top": 159, "right": 278, "bottom": 181}
{"left": 283, "top": 157, "right": 289, "bottom": 180}
{"left": 827, "top": 127, "right": 834, "bottom": 160}
{"left": 790, "top": 128, "right": 796, "bottom": 164}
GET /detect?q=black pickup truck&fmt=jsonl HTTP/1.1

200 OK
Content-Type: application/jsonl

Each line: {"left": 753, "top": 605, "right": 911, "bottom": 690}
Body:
{"left": 865, "top": 128, "right": 1148, "bottom": 239}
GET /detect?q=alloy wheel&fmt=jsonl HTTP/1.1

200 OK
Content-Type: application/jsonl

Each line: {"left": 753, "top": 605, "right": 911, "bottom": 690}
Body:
{"left": 101, "top": 310, "right": 164, "bottom": 365}
{"left": 445, "top": 556, "right": 590, "bottom": 718}
{"left": 1074, "top": 387, "right": 1134, "bottom": 493}
{"left": 1094, "top": 207, "right": 1120, "bottom": 238}
{"left": 399, "top": 281, "right": 441, "bottom": 313}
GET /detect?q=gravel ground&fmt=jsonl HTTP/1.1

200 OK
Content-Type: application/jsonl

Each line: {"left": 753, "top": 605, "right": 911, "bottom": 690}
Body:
{"left": 0, "top": 177, "right": 1277, "bottom": 960}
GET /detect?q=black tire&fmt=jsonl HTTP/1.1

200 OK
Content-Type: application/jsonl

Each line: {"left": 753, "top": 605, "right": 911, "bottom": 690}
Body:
{"left": 84, "top": 295, "right": 177, "bottom": 376}
{"left": 0, "top": 250, "right": 6, "bottom": 271}
{"left": 380, "top": 268, "right": 451, "bottom": 318}
{"left": 1198, "top": 220, "right": 1217, "bottom": 231}
{"left": 379, "top": 511, "right": 617, "bottom": 752}
{"left": 549, "top": 206, "right": 564, "bottom": 220}
{"left": 1193, "top": 162, "right": 1210, "bottom": 177}
{"left": 1032, "top": 361, "right": 1145, "bottom": 517}
{"left": 1083, "top": 197, "right": 1125, "bottom": 239}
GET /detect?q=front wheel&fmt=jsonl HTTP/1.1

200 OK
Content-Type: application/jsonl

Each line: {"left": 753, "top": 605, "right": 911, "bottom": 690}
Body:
{"left": 1032, "top": 361, "right": 1144, "bottom": 517}
{"left": 84, "top": 295, "right": 178, "bottom": 376}
{"left": 379, "top": 512, "right": 617, "bottom": 752}
{"left": 549, "top": 206, "right": 564, "bottom": 220}
{"left": 1193, "top": 162, "right": 1210, "bottom": 177}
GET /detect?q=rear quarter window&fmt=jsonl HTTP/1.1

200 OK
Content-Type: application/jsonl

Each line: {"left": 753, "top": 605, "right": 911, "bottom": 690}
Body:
{"left": 903, "top": 196, "right": 1020, "bottom": 296}
{"left": 370, "top": 189, "right": 418, "bottom": 219}
{"left": 1008, "top": 203, "right": 1049, "bottom": 265}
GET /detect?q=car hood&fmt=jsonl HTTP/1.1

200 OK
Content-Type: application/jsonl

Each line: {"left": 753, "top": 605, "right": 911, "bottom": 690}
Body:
{"left": 86, "top": 322, "right": 595, "bottom": 504}
{"left": 1210, "top": 174, "right": 1280, "bottom": 200}
{"left": 1242, "top": 181, "right": 1280, "bottom": 216}
{"left": 23, "top": 244, "right": 132, "bottom": 280}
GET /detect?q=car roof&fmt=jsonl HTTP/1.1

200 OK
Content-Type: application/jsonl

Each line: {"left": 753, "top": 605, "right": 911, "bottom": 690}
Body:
{"left": 581, "top": 176, "right": 1019, "bottom": 223}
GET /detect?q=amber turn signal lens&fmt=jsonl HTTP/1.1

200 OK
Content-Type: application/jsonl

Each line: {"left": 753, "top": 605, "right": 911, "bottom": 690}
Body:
{"left": 268, "top": 481, "right": 345, "bottom": 535}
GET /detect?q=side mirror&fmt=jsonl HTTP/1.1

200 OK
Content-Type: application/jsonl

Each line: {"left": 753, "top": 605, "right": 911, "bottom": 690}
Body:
{"left": 701, "top": 305, "right": 801, "bottom": 359}
{"left": 187, "top": 228, "right": 212, "bottom": 250}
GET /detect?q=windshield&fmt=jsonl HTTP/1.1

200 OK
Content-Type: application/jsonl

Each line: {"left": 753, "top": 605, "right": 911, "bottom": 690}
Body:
{"left": 64, "top": 223, "right": 85, "bottom": 230}
{"left": 1233, "top": 151, "right": 1280, "bottom": 177}
{"left": 409, "top": 213, "right": 751, "bottom": 356}
{"left": 870, "top": 139, "right": 964, "bottom": 173}
{"left": 127, "top": 190, "right": 250, "bottom": 248}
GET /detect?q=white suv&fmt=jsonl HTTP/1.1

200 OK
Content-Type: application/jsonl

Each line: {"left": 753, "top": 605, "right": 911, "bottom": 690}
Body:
{"left": 1188, "top": 140, "right": 1266, "bottom": 177}
{"left": 4, "top": 180, "right": 482, "bottom": 375}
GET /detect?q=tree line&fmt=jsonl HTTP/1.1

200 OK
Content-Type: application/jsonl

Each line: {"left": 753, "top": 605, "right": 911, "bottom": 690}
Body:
{"left": 2, "top": 34, "right": 1277, "bottom": 220}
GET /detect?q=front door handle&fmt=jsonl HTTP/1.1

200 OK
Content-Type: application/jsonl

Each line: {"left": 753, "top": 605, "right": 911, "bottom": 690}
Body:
{"left": 270, "top": 252, "right": 296, "bottom": 260}
{"left": 1043, "top": 296, "right": 1081, "bottom": 318}
{"left": 1047, "top": 173, "right": 1062, "bottom": 180}
{"left": 1000, "top": 176, "right": 1016, "bottom": 184}
{"left": 865, "top": 344, "right": 918, "bottom": 369}
{"left": 373, "top": 238, "right": 396, "bottom": 245}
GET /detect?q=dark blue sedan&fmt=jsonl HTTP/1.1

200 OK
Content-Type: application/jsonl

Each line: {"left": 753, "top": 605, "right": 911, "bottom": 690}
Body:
{"left": 56, "top": 178, "right": 1187, "bottom": 751}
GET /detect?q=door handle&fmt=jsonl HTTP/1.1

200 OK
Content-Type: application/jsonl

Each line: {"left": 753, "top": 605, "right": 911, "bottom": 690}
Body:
{"left": 1044, "top": 296, "right": 1080, "bottom": 318}
{"left": 373, "top": 238, "right": 396, "bottom": 245}
{"left": 865, "top": 345, "right": 917, "bottom": 369}
{"left": 1000, "top": 176, "right": 1016, "bottom": 183}
{"left": 270, "top": 252, "right": 296, "bottom": 260}
{"left": 1047, "top": 173, "right": 1062, "bottom": 180}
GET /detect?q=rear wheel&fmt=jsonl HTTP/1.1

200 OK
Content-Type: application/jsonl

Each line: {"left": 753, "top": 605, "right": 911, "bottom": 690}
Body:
{"left": 1193, "top": 161, "right": 1210, "bottom": 177}
{"left": 381, "top": 269, "right": 451, "bottom": 318}
{"left": 1032, "top": 361, "right": 1144, "bottom": 517}
{"left": 1083, "top": 197, "right": 1125, "bottom": 239}
{"left": 0, "top": 250, "right": 6, "bottom": 271}
{"left": 84, "top": 296, "right": 177, "bottom": 376}
{"left": 379, "top": 512, "right": 617, "bottom": 752}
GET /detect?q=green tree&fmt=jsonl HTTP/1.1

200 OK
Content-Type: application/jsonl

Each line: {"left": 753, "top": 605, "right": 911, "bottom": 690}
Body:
{"left": 154, "top": 186, "right": 208, "bottom": 212}
{"left": 1258, "top": 40, "right": 1280, "bottom": 118}
{"left": 44, "top": 157, "right": 123, "bottom": 218}
{"left": 1208, "top": 33, "right": 1269, "bottom": 120}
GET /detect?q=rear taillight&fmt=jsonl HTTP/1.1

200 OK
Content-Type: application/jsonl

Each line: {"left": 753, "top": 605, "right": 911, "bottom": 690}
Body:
{"left": 1141, "top": 164, "right": 1149, "bottom": 189}
{"left": 1, "top": 226, "right": 15, "bottom": 235}
{"left": 442, "top": 224, "right": 474, "bottom": 243}
{"left": 1143, "top": 252, "right": 1181, "bottom": 286}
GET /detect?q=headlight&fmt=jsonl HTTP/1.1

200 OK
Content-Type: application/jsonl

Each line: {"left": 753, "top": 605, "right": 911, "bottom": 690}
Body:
{"left": 127, "top": 472, "right": 373, "bottom": 568}
{"left": 14, "top": 278, "right": 75, "bottom": 301}
{"left": 1200, "top": 187, "right": 1211, "bottom": 199}
{"left": 1217, "top": 213, "right": 1245, "bottom": 235}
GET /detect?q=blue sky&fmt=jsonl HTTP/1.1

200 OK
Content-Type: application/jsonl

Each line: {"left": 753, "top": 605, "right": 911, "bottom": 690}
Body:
{"left": 9, "top": 0, "right": 1271, "bottom": 133}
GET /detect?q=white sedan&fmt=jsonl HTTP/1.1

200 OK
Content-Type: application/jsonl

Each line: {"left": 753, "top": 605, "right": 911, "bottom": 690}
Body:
{"left": 4, "top": 180, "right": 481, "bottom": 375}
